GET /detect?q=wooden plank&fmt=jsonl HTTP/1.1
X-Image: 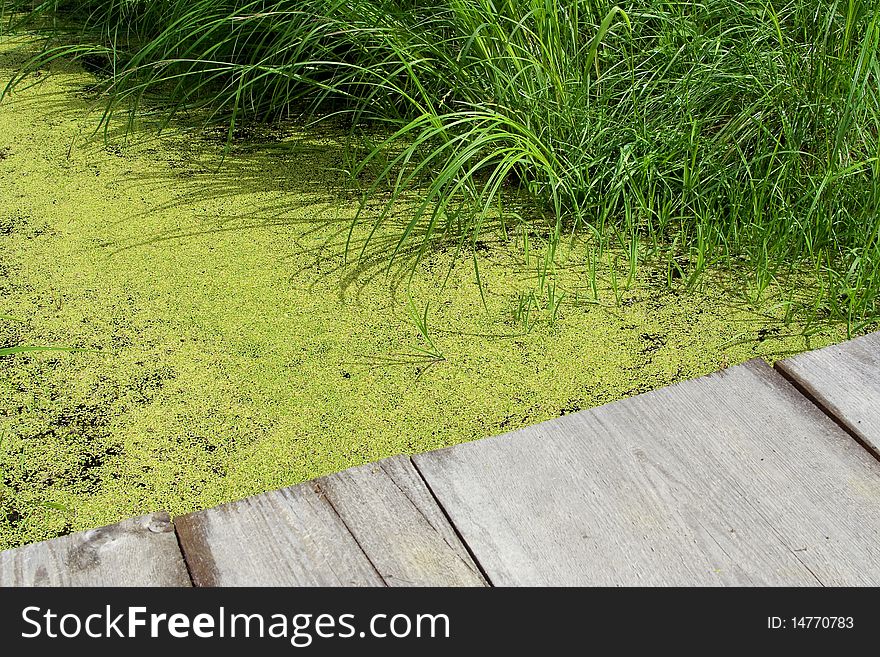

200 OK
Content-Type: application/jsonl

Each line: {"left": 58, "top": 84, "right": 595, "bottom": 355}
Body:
{"left": 776, "top": 331, "right": 880, "bottom": 456}
{"left": 0, "top": 512, "right": 191, "bottom": 586}
{"left": 318, "top": 456, "right": 486, "bottom": 586}
{"left": 413, "top": 360, "right": 880, "bottom": 586}
{"left": 174, "top": 455, "right": 485, "bottom": 586}
{"left": 174, "top": 482, "right": 383, "bottom": 586}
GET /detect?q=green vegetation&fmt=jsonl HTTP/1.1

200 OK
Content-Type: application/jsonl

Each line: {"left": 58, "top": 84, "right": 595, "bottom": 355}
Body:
{"left": 0, "top": 315, "right": 85, "bottom": 355}
{"left": 0, "top": 1, "right": 876, "bottom": 549}
{"left": 4, "top": 0, "right": 880, "bottom": 330}
{"left": 0, "top": 36, "right": 854, "bottom": 549}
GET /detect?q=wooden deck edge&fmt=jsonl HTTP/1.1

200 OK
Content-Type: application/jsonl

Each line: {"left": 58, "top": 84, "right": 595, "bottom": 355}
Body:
{"left": 5, "top": 333, "right": 880, "bottom": 583}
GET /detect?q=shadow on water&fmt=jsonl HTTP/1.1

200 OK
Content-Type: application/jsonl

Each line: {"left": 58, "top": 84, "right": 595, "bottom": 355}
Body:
{"left": 5, "top": 65, "right": 478, "bottom": 307}
{"left": 94, "top": 131, "right": 516, "bottom": 310}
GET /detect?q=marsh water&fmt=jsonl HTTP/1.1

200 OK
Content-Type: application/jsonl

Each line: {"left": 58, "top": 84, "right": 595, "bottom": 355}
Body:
{"left": 0, "top": 37, "right": 853, "bottom": 548}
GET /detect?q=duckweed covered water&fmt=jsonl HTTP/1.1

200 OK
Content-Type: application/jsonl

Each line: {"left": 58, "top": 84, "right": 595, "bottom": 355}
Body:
{"left": 0, "top": 37, "right": 855, "bottom": 549}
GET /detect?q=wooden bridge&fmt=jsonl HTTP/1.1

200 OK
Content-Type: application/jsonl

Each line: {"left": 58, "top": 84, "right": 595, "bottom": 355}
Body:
{"left": 3, "top": 332, "right": 880, "bottom": 586}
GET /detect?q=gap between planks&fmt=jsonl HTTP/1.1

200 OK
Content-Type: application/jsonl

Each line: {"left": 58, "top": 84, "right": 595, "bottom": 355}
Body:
{"left": 167, "top": 457, "right": 496, "bottom": 588}
{"left": 171, "top": 454, "right": 488, "bottom": 587}
{"left": 773, "top": 362, "right": 880, "bottom": 464}
{"left": 404, "top": 456, "right": 495, "bottom": 586}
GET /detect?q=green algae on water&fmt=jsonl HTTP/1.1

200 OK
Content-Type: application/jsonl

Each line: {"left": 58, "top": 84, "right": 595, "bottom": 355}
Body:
{"left": 0, "top": 36, "right": 858, "bottom": 549}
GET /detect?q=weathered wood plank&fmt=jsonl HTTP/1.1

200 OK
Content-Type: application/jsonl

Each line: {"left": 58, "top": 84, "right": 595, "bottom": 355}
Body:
{"left": 174, "top": 482, "right": 383, "bottom": 587}
{"left": 318, "top": 456, "right": 486, "bottom": 586}
{"left": 0, "top": 512, "right": 191, "bottom": 586}
{"left": 175, "top": 455, "right": 485, "bottom": 586}
{"left": 776, "top": 332, "right": 880, "bottom": 456}
{"left": 413, "top": 360, "right": 880, "bottom": 586}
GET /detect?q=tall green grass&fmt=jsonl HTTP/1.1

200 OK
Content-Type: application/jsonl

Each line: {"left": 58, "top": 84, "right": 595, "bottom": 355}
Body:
{"left": 4, "top": 0, "right": 880, "bottom": 330}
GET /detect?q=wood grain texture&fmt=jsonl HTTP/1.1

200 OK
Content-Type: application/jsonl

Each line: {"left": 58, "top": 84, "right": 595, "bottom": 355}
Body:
{"left": 414, "top": 360, "right": 880, "bottom": 586}
{"left": 318, "top": 456, "right": 486, "bottom": 586}
{"left": 776, "top": 331, "right": 880, "bottom": 456}
{"left": 0, "top": 512, "right": 191, "bottom": 586}
{"left": 174, "top": 482, "right": 383, "bottom": 587}
{"left": 175, "top": 456, "right": 485, "bottom": 586}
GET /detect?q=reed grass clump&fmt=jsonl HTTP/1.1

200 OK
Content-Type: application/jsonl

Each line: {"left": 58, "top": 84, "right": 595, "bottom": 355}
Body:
{"left": 4, "top": 0, "right": 879, "bottom": 329}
